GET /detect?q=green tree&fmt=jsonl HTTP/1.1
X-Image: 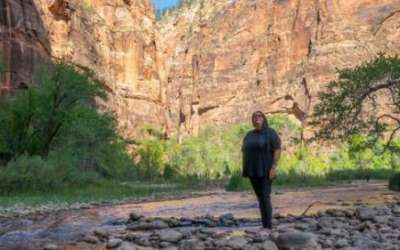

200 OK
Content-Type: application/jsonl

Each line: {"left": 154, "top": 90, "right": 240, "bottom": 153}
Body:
{"left": 313, "top": 54, "right": 400, "bottom": 148}
{"left": 0, "top": 63, "right": 106, "bottom": 160}
{"left": 0, "top": 63, "right": 135, "bottom": 192}
{"left": 312, "top": 54, "right": 400, "bottom": 186}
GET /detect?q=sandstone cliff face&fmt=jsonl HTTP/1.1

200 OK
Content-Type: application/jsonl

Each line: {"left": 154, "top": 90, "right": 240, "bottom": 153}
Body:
{"left": 158, "top": 0, "right": 400, "bottom": 137}
{"left": 2, "top": 0, "right": 400, "bottom": 139}
{"left": 0, "top": 0, "right": 51, "bottom": 93}
{"left": 0, "top": 0, "right": 165, "bottom": 138}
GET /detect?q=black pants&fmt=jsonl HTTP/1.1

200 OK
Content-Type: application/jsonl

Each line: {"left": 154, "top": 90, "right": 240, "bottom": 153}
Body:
{"left": 249, "top": 176, "right": 272, "bottom": 229}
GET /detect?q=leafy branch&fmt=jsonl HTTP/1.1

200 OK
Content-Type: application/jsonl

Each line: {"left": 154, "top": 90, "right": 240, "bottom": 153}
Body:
{"left": 312, "top": 54, "right": 400, "bottom": 150}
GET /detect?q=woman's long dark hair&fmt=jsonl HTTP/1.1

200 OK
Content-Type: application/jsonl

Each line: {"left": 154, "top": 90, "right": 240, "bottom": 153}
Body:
{"left": 251, "top": 110, "right": 269, "bottom": 130}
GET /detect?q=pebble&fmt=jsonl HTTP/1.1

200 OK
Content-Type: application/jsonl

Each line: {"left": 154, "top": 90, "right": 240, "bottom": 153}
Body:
{"left": 43, "top": 243, "right": 58, "bottom": 250}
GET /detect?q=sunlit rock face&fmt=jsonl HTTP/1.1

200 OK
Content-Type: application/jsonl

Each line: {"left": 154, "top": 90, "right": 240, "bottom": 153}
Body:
{"left": 1, "top": 0, "right": 400, "bottom": 139}
{"left": 158, "top": 0, "right": 400, "bottom": 137}
{"left": 0, "top": 0, "right": 166, "bottom": 138}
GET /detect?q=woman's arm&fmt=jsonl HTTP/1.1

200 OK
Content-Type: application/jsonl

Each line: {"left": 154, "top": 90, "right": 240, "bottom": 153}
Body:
{"left": 269, "top": 129, "right": 282, "bottom": 179}
{"left": 269, "top": 149, "right": 281, "bottom": 180}
{"left": 272, "top": 149, "right": 281, "bottom": 169}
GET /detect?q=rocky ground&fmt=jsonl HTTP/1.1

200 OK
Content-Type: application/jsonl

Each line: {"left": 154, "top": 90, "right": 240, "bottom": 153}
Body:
{"left": 55, "top": 202, "right": 400, "bottom": 250}
{"left": 1, "top": 182, "right": 399, "bottom": 250}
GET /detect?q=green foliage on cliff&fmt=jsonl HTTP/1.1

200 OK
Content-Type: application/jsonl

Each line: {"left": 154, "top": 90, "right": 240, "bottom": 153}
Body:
{"left": 0, "top": 63, "right": 135, "bottom": 193}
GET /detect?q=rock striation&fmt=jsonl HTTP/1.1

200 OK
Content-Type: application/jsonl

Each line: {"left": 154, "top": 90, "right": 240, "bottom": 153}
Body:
{"left": 1, "top": 0, "right": 400, "bottom": 138}
{"left": 158, "top": 0, "right": 400, "bottom": 137}
{"left": 0, "top": 0, "right": 166, "bottom": 138}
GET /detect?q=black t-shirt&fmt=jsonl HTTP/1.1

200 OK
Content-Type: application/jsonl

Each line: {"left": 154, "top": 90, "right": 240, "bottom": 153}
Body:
{"left": 241, "top": 127, "right": 281, "bottom": 178}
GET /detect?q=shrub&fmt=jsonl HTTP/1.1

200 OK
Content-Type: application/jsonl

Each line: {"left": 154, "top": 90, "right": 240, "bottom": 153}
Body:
{"left": 134, "top": 115, "right": 301, "bottom": 181}
{"left": 225, "top": 171, "right": 251, "bottom": 191}
{"left": 226, "top": 133, "right": 400, "bottom": 191}
{"left": 137, "top": 139, "right": 166, "bottom": 180}
{"left": 278, "top": 147, "right": 329, "bottom": 177}
{"left": 389, "top": 172, "right": 400, "bottom": 191}
{"left": 0, "top": 154, "right": 97, "bottom": 193}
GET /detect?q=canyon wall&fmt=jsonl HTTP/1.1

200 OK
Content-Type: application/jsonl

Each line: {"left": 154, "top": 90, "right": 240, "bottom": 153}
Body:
{"left": 1, "top": 0, "right": 400, "bottom": 139}
{"left": 159, "top": 0, "right": 400, "bottom": 137}
{"left": 0, "top": 0, "right": 166, "bottom": 138}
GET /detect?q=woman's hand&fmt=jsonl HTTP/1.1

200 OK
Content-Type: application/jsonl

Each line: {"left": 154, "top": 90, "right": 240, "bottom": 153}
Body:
{"left": 269, "top": 166, "right": 277, "bottom": 180}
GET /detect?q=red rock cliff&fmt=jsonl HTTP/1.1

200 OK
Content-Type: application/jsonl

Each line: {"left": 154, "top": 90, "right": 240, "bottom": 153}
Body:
{"left": 0, "top": 0, "right": 166, "bottom": 138}
{"left": 1, "top": 0, "right": 400, "bottom": 139}
{"left": 158, "top": 0, "right": 400, "bottom": 137}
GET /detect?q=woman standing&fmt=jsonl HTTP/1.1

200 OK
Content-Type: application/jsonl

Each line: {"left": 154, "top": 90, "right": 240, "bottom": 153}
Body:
{"left": 242, "top": 111, "right": 281, "bottom": 230}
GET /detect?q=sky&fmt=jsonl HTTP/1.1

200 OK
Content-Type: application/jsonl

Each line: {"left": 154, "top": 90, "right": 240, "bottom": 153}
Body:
{"left": 153, "top": 0, "right": 179, "bottom": 10}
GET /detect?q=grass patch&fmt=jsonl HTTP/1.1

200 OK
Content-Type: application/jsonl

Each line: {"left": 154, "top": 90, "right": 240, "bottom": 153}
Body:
{"left": 0, "top": 179, "right": 220, "bottom": 210}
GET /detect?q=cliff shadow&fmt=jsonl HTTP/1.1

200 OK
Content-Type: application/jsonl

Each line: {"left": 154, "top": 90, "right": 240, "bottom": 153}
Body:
{"left": 0, "top": 0, "right": 51, "bottom": 94}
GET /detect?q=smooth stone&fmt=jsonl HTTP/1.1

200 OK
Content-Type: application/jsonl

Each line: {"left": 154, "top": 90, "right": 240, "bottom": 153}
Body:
{"left": 163, "top": 247, "right": 178, "bottom": 250}
{"left": 372, "top": 215, "right": 389, "bottom": 224}
{"left": 116, "top": 241, "right": 138, "bottom": 250}
{"left": 43, "top": 243, "right": 58, "bottom": 250}
{"left": 107, "top": 238, "right": 123, "bottom": 249}
{"left": 128, "top": 220, "right": 169, "bottom": 231}
{"left": 326, "top": 209, "right": 346, "bottom": 217}
{"left": 83, "top": 235, "right": 99, "bottom": 244}
{"left": 94, "top": 228, "right": 110, "bottom": 238}
{"left": 262, "top": 240, "right": 278, "bottom": 250}
{"left": 274, "top": 232, "right": 317, "bottom": 250}
{"left": 135, "top": 237, "right": 151, "bottom": 247}
{"left": 159, "top": 242, "right": 172, "bottom": 248}
{"left": 356, "top": 207, "right": 376, "bottom": 221}
{"left": 214, "top": 238, "right": 228, "bottom": 247}
{"left": 129, "top": 212, "right": 143, "bottom": 222}
{"left": 393, "top": 206, "right": 400, "bottom": 215}
{"left": 220, "top": 213, "right": 235, "bottom": 221}
{"left": 179, "top": 238, "right": 205, "bottom": 250}
{"left": 158, "top": 229, "right": 183, "bottom": 243}
{"left": 334, "top": 239, "right": 349, "bottom": 248}
{"left": 317, "top": 217, "right": 333, "bottom": 229}
{"left": 227, "top": 236, "right": 248, "bottom": 249}
{"left": 353, "top": 237, "right": 381, "bottom": 250}
{"left": 177, "top": 227, "right": 196, "bottom": 237}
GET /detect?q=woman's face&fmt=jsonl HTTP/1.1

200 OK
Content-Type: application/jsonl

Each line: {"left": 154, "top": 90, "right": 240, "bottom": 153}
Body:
{"left": 252, "top": 113, "right": 264, "bottom": 129}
